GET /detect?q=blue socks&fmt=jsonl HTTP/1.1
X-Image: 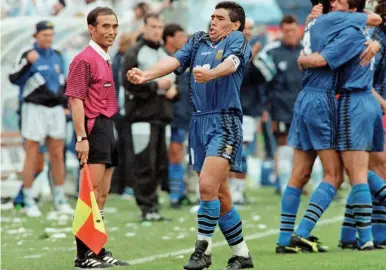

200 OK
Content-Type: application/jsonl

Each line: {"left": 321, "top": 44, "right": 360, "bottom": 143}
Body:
{"left": 340, "top": 192, "right": 357, "bottom": 244}
{"left": 278, "top": 186, "right": 302, "bottom": 246}
{"left": 351, "top": 184, "right": 373, "bottom": 247}
{"left": 219, "top": 206, "right": 244, "bottom": 246}
{"left": 169, "top": 163, "right": 185, "bottom": 203}
{"left": 372, "top": 198, "right": 386, "bottom": 245}
{"left": 197, "top": 199, "right": 220, "bottom": 238}
{"left": 368, "top": 171, "right": 386, "bottom": 205}
{"left": 296, "top": 182, "right": 336, "bottom": 238}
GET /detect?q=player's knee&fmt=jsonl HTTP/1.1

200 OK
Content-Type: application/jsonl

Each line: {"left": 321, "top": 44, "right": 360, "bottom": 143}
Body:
{"left": 288, "top": 166, "right": 312, "bottom": 188}
{"left": 199, "top": 175, "right": 218, "bottom": 199}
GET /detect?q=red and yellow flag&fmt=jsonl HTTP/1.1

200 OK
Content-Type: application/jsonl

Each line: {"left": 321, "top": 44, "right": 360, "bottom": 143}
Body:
{"left": 72, "top": 165, "right": 107, "bottom": 254}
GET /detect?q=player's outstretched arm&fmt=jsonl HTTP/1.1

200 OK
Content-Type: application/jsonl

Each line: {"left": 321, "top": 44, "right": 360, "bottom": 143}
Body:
{"left": 298, "top": 53, "right": 327, "bottom": 69}
{"left": 364, "top": 10, "right": 382, "bottom": 26}
{"left": 127, "top": 56, "right": 181, "bottom": 85}
{"left": 193, "top": 58, "right": 238, "bottom": 83}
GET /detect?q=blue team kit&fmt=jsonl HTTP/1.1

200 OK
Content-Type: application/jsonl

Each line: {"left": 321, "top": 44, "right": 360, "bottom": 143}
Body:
{"left": 174, "top": 31, "right": 252, "bottom": 172}
{"left": 288, "top": 11, "right": 384, "bottom": 152}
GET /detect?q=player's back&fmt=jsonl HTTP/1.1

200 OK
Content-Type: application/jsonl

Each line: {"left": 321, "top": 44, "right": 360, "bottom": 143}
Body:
{"left": 337, "top": 28, "right": 373, "bottom": 93}
{"left": 371, "top": 27, "right": 386, "bottom": 98}
{"left": 302, "top": 11, "right": 368, "bottom": 92}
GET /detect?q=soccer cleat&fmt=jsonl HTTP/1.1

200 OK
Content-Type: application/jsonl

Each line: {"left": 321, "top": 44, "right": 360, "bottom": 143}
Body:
{"left": 275, "top": 244, "right": 301, "bottom": 254}
{"left": 374, "top": 241, "right": 386, "bottom": 249}
{"left": 338, "top": 240, "right": 357, "bottom": 250}
{"left": 97, "top": 250, "right": 129, "bottom": 266}
{"left": 357, "top": 241, "right": 375, "bottom": 251}
{"left": 24, "top": 204, "right": 42, "bottom": 217}
{"left": 74, "top": 251, "right": 114, "bottom": 269}
{"left": 291, "top": 235, "right": 328, "bottom": 253}
{"left": 183, "top": 240, "right": 212, "bottom": 270}
{"left": 225, "top": 253, "right": 254, "bottom": 270}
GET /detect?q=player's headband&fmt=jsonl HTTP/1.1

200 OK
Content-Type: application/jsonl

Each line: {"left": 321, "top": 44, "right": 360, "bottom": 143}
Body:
{"left": 310, "top": 0, "right": 331, "bottom": 14}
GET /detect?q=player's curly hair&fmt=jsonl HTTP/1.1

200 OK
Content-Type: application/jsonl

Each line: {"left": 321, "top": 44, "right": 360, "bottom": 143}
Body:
{"left": 215, "top": 1, "right": 246, "bottom": 32}
{"left": 347, "top": 0, "right": 366, "bottom": 12}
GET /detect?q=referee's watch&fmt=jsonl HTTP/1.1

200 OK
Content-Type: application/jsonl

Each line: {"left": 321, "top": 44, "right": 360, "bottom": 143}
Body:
{"left": 76, "top": 136, "right": 88, "bottom": 142}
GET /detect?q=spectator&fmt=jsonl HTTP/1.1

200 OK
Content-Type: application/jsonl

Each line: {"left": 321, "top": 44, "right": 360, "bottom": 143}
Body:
{"left": 122, "top": 13, "right": 177, "bottom": 222}
{"left": 162, "top": 23, "right": 191, "bottom": 208}
{"left": 111, "top": 32, "right": 136, "bottom": 195}
{"left": 229, "top": 17, "right": 266, "bottom": 204}
{"left": 254, "top": 14, "right": 303, "bottom": 193}
{"left": 9, "top": 21, "right": 73, "bottom": 217}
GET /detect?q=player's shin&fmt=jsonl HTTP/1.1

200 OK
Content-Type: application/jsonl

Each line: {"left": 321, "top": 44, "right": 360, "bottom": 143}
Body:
{"left": 351, "top": 183, "right": 373, "bottom": 248}
{"left": 278, "top": 186, "right": 302, "bottom": 246}
{"left": 372, "top": 198, "right": 386, "bottom": 247}
{"left": 219, "top": 205, "right": 249, "bottom": 257}
{"left": 368, "top": 170, "right": 386, "bottom": 205}
{"left": 295, "top": 182, "right": 337, "bottom": 238}
{"left": 339, "top": 192, "right": 357, "bottom": 247}
{"left": 197, "top": 199, "right": 220, "bottom": 255}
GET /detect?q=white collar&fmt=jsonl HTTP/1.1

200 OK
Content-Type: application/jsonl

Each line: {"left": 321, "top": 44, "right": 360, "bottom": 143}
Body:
{"left": 89, "top": 40, "right": 111, "bottom": 62}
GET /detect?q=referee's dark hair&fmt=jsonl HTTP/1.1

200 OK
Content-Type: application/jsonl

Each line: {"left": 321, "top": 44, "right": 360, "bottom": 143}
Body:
{"left": 215, "top": 1, "right": 246, "bottom": 32}
{"left": 162, "top": 23, "right": 184, "bottom": 44}
{"left": 87, "top": 7, "right": 118, "bottom": 26}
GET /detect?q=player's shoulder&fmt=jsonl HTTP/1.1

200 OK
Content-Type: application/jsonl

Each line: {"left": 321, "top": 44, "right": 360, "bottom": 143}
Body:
{"left": 227, "top": 30, "right": 244, "bottom": 41}
{"left": 261, "top": 40, "right": 282, "bottom": 53}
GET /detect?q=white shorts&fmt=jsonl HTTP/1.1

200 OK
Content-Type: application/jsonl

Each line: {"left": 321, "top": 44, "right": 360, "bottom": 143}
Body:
{"left": 21, "top": 103, "right": 66, "bottom": 143}
{"left": 242, "top": 116, "right": 256, "bottom": 143}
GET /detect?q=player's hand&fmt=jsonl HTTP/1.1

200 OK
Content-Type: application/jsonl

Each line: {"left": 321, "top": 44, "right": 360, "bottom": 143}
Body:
{"left": 158, "top": 78, "right": 173, "bottom": 90}
{"left": 193, "top": 67, "right": 214, "bottom": 83}
{"left": 76, "top": 140, "right": 89, "bottom": 165}
{"left": 165, "top": 84, "right": 178, "bottom": 100}
{"left": 26, "top": 50, "right": 39, "bottom": 64}
{"left": 127, "top": 68, "right": 146, "bottom": 84}
{"left": 360, "top": 40, "right": 381, "bottom": 66}
{"left": 311, "top": 4, "right": 323, "bottom": 19}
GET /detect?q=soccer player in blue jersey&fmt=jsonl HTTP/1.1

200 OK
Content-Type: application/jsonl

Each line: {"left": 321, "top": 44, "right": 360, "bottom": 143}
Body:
{"left": 275, "top": 0, "right": 383, "bottom": 254}
{"left": 127, "top": 2, "right": 253, "bottom": 269}
{"left": 339, "top": 0, "right": 386, "bottom": 249}
{"left": 296, "top": 0, "right": 384, "bottom": 251}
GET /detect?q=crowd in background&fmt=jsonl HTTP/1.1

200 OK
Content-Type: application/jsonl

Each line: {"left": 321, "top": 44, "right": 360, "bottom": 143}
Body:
{"left": 1, "top": 0, "right": 320, "bottom": 220}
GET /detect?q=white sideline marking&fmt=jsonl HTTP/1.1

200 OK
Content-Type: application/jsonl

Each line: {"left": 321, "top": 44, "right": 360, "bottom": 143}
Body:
{"left": 128, "top": 216, "right": 343, "bottom": 265}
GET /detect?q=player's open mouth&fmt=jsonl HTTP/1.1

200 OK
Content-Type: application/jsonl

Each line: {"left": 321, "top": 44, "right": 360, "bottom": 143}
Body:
{"left": 209, "top": 28, "right": 216, "bottom": 35}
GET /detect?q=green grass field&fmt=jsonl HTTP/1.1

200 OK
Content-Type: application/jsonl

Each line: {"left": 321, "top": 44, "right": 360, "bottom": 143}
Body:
{"left": 1, "top": 188, "right": 385, "bottom": 270}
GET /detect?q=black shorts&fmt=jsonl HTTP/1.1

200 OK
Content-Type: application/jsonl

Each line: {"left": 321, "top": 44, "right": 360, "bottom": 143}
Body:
{"left": 272, "top": 121, "right": 291, "bottom": 138}
{"left": 86, "top": 116, "right": 119, "bottom": 168}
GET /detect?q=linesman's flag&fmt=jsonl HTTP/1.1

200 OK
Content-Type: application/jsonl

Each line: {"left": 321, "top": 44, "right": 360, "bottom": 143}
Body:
{"left": 72, "top": 164, "right": 107, "bottom": 254}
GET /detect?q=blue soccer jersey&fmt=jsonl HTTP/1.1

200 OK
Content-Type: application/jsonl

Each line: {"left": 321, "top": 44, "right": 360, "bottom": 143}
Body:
{"left": 327, "top": 28, "right": 373, "bottom": 92}
{"left": 301, "top": 11, "right": 367, "bottom": 91}
{"left": 371, "top": 27, "right": 386, "bottom": 98}
{"left": 174, "top": 31, "right": 252, "bottom": 115}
